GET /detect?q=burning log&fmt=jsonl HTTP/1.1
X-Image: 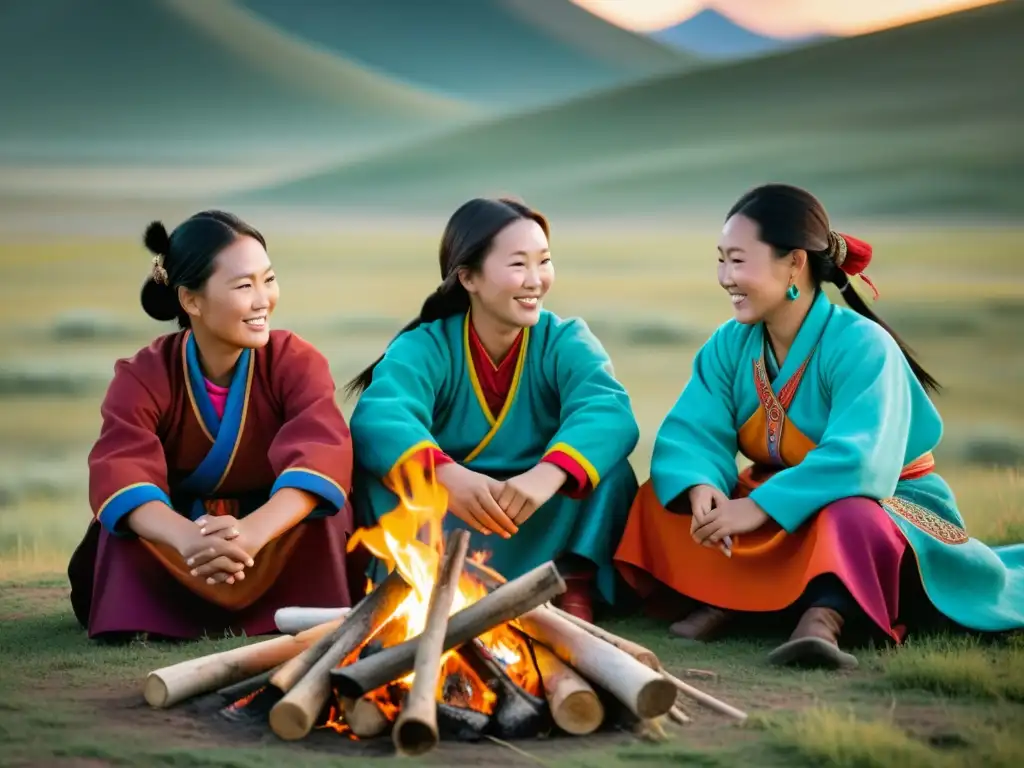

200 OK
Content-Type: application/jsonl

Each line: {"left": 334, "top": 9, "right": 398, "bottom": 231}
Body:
{"left": 215, "top": 667, "right": 280, "bottom": 703}
{"left": 392, "top": 530, "right": 471, "bottom": 756}
{"left": 515, "top": 608, "right": 676, "bottom": 720}
{"left": 546, "top": 605, "right": 661, "bottom": 670}
{"left": 144, "top": 618, "right": 342, "bottom": 709}
{"left": 532, "top": 642, "right": 604, "bottom": 735}
{"left": 270, "top": 571, "right": 406, "bottom": 694}
{"left": 332, "top": 561, "right": 566, "bottom": 700}
{"left": 340, "top": 695, "right": 392, "bottom": 738}
{"left": 275, "top": 606, "right": 350, "bottom": 635}
{"left": 437, "top": 703, "right": 489, "bottom": 741}
{"left": 268, "top": 570, "right": 413, "bottom": 741}
{"left": 462, "top": 639, "right": 549, "bottom": 740}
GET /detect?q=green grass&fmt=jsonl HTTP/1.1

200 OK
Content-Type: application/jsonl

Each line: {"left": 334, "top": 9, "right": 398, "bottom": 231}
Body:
{"left": 878, "top": 636, "right": 1024, "bottom": 702}
{"left": 1, "top": 224, "right": 1022, "bottom": 764}
{"left": 243, "top": 2, "right": 1024, "bottom": 219}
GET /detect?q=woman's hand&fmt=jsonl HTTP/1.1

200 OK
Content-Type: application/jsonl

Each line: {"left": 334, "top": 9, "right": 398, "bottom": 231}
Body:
{"left": 435, "top": 463, "right": 518, "bottom": 538}
{"left": 496, "top": 463, "right": 567, "bottom": 526}
{"left": 686, "top": 484, "right": 730, "bottom": 532}
{"left": 174, "top": 525, "right": 255, "bottom": 585}
{"left": 691, "top": 498, "right": 769, "bottom": 546}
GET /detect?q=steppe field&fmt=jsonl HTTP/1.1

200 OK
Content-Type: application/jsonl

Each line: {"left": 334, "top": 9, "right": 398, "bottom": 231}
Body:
{"left": 2, "top": 1, "right": 1022, "bottom": 766}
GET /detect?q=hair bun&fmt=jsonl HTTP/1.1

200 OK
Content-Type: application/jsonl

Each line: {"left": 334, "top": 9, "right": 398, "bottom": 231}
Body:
{"left": 144, "top": 221, "right": 170, "bottom": 256}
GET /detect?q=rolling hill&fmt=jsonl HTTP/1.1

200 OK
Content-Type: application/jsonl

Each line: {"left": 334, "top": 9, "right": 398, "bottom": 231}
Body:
{"left": 650, "top": 10, "right": 822, "bottom": 59}
{"left": 242, "top": 2, "right": 1024, "bottom": 220}
{"left": 236, "top": 0, "right": 693, "bottom": 108}
{"left": 0, "top": 0, "right": 476, "bottom": 165}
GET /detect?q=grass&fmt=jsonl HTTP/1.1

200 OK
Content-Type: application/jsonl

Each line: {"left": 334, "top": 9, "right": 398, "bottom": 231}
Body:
{"left": 879, "top": 636, "right": 1024, "bottom": 702}
{"left": 1, "top": 222, "right": 1022, "bottom": 764}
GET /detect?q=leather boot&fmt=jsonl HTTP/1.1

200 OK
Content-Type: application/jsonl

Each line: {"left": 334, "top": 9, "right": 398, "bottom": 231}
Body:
{"left": 767, "top": 607, "right": 858, "bottom": 669}
{"left": 669, "top": 605, "right": 732, "bottom": 641}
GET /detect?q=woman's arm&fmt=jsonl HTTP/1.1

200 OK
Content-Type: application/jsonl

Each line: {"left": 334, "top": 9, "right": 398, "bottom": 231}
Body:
{"left": 748, "top": 322, "right": 914, "bottom": 533}
{"left": 651, "top": 326, "right": 741, "bottom": 512}
{"left": 538, "top": 317, "right": 640, "bottom": 495}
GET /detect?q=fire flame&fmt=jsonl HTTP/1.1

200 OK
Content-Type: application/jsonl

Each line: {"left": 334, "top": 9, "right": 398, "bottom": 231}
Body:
{"left": 335, "top": 458, "right": 541, "bottom": 725}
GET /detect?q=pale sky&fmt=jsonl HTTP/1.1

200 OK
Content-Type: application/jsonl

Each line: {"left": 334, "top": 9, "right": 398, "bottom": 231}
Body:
{"left": 570, "top": 0, "right": 1005, "bottom": 36}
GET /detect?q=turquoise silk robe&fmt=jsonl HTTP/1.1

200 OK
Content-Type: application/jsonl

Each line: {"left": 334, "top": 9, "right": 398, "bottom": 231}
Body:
{"left": 350, "top": 310, "right": 640, "bottom": 604}
{"left": 652, "top": 289, "right": 1024, "bottom": 633}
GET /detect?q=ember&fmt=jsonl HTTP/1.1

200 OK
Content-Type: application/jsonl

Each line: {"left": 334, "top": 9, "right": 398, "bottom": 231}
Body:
{"left": 143, "top": 460, "right": 748, "bottom": 755}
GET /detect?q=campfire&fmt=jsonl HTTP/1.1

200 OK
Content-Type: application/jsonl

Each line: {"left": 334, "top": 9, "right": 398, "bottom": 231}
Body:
{"left": 143, "top": 462, "right": 747, "bottom": 755}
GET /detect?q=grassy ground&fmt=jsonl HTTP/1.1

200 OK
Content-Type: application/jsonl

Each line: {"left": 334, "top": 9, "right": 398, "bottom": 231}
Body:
{"left": 1, "top": 223, "right": 1023, "bottom": 765}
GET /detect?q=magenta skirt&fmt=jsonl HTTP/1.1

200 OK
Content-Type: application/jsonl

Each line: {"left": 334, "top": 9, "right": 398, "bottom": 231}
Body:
{"left": 68, "top": 513, "right": 367, "bottom": 640}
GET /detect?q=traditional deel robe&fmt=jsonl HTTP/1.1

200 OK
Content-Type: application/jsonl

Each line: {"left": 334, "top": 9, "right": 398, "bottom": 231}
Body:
{"left": 614, "top": 290, "right": 1024, "bottom": 638}
{"left": 349, "top": 311, "right": 640, "bottom": 604}
{"left": 68, "top": 329, "right": 362, "bottom": 639}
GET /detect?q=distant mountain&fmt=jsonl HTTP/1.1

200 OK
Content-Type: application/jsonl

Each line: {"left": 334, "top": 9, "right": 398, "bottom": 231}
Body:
{"left": 651, "top": 9, "right": 822, "bottom": 59}
{"left": 0, "top": 0, "right": 475, "bottom": 164}
{"left": 240, "top": 2, "right": 1024, "bottom": 220}
{"left": 236, "top": 0, "right": 693, "bottom": 108}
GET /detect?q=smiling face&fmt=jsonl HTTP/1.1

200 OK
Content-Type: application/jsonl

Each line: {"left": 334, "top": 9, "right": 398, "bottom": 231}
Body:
{"left": 179, "top": 235, "right": 279, "bottom": 349}
{"left": 459, "top": 217, "right": 553, "bottom": 331}
{"left": 717, "top": 213, "right": 802, "bottom": 325}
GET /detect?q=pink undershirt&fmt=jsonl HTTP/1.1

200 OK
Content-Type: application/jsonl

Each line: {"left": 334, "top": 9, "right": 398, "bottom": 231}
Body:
{"left": 204, "top": 379, "right": 229, "bottom": 419}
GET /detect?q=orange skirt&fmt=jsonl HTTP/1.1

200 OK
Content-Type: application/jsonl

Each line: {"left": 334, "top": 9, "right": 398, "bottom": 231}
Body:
{"left": 613, "top": 480, "right": 909, "bottom": 640}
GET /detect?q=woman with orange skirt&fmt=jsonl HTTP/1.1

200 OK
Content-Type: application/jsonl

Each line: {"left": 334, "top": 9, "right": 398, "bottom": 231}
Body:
{"left": 614, "top": 184, "right": 1024, "bottom": 669}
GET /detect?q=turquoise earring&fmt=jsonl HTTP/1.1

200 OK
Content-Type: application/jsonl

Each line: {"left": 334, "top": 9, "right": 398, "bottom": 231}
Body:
{"left": 786, "top": 283, "right": 800, "bottom": 301}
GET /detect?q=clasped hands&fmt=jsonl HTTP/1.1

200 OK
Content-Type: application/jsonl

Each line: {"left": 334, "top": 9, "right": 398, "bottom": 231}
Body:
{"left": 686, "top": 484, "right": 769, "bottom": 552}
{"left": 435, "top": 461, "right": 567, "bottom": 538}
{"left": 175, "top": 515, "right": 264, "bottom": 586}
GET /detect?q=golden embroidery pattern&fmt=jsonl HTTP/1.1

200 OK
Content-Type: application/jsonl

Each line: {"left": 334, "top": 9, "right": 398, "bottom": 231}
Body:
{"left": 753, "top": 358, "right": 810, "bottom": 466}
{"left": 881, "top": 497, "right": 968, "bottom": 545}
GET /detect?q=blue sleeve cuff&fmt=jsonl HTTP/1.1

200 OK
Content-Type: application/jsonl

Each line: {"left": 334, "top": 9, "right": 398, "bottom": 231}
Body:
{"left": 272, "top": 468, "right": 346, "bottom": 518}
{"left": 97, "top": 483, "right": 172, "bottom": 536}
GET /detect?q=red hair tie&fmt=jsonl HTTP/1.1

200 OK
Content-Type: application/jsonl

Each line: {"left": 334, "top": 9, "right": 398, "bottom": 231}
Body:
{"left": 831, "top": 231, "right": 879, "bottom": 300}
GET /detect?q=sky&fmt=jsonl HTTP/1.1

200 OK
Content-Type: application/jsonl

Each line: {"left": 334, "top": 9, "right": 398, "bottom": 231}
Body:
{"left": 569, "top": 0, "right": 1005, "bottom": 36}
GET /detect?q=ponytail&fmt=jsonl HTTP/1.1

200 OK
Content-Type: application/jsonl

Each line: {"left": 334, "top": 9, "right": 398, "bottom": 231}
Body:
{"left": 343, "top": 279, "right": 469, "bottom": 399}
{"left": 819, "top": 232, "right": 941, "bottom": 394}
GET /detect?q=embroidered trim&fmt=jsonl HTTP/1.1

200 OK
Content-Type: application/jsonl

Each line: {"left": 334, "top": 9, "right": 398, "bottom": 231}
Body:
{"left": 881, "top": 497, "right": 968, "bottom": 545}
{"left": 753, "top": 358, "right": 809, "bottom": 466}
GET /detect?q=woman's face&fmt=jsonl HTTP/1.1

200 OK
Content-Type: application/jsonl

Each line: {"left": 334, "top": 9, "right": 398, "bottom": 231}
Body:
{"left": 180, "top": 235, "right": 279, "bottom": 348}
{"left": 460, "top": 218, "right": 554, "bottom": 331}
{"left": 717, "top": 214, "right": 797, "bottom": 325}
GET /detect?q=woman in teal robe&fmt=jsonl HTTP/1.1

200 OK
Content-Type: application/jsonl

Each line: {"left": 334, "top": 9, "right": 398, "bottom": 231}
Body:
{"left": 348, "top": 198, "right": 640, "bottom": 621}
{"left": 615, "top": 184, "right": 1023, "bottom": 669}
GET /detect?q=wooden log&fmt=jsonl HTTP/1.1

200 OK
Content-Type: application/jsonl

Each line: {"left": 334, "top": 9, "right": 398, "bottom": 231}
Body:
{"left": 340, "top": 695, "right": 392, "bottom": 738}
{"left": 274, "top": 606, "right": 351, "bottom": 635}
{"left": 332, "top": 561, "right": 566, "bottom": 699}
{"left": 393, "top": 530, "right": 470, "bottom": 756}
{"left": 144, "top": 619, "right": 341, "bottom": 708}
{"left": 516, "top": 608, "right": 676, "bottom": 720}
{"left": 532, "top": 642, "right": 604, "bottom": 735}
{"left": 462, "top": 640, "right": 549, "bottom": 740}
{"left": 271, "top": 575, "right": 406, "bottom": 694}
{"left": 668, "top": 705, "right": 691, "bottom": 725}
{"left": 659, "top": 668, "right": 747, "bottom": 722}
{"left": 215, "top": 666, "right": 280, "bottom": 703}
{"left": 544, "top": 604, "right": 661, "bottom": 670}
{"left": 268, "top": 570, "right": 413, "bottom": 741}
{"left": 437, "top": 703, "right": 489, "bottom": 742}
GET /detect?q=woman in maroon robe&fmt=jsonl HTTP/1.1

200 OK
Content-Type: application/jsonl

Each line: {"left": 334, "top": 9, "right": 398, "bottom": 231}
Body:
{"left": 68, "top": 210, "right": 364, "bottom": 641}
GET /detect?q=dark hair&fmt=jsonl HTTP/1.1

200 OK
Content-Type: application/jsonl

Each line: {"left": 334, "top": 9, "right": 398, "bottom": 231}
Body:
{"left": 727, "top": 183, "right": 939, "bottom": 394}
{"left": 345, "top": 197, "right": 549, "bottom": 398}
{"left": 140, "top": 210, "right": 266, "bottom": 330}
